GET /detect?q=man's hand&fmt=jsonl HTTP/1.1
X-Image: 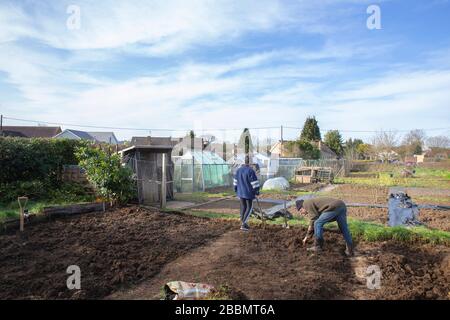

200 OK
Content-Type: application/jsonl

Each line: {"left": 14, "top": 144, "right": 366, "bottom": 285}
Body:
{"left": 302, "top": 237, "right": 308, "bottom": 246}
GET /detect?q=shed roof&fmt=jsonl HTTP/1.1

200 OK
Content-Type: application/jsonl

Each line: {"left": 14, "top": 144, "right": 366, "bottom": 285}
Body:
{"left": 131, "top": 136, "right": 176, "bottom": 146}
{"left": 119, "top": 144, "right": 173, "bottom": 155}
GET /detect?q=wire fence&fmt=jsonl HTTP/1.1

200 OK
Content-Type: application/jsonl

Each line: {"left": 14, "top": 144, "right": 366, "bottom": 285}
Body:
{"left": 171, "top": 158, "right": 348, "bottom": 193}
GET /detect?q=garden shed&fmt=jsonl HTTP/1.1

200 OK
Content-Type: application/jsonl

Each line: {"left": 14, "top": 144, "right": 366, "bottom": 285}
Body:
{"left": 120, "top": 142, "right": 174, "bottom": 205}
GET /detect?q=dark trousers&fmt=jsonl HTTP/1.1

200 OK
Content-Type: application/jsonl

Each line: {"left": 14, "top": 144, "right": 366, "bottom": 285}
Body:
{"left": 239, "top": 198, "right": 253, "bottom": 225}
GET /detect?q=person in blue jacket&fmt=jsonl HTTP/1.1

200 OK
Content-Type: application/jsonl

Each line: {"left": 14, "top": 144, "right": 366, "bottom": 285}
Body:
{"left": 233, "top": 155, "right": 260, "bottom": 231}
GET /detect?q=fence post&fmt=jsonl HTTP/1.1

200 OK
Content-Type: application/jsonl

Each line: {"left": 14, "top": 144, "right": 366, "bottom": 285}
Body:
{"left": 134, "top": 155, "right": 141, "bottom": 204}
{"left": 192, "top": 155, "right": 195, "bottom": 192}
{"left": 161, "top": 153, "right": 167, "bottom": 209}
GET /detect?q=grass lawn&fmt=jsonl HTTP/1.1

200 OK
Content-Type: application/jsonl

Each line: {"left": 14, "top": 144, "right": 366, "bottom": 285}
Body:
{"left": 0, "top": 198, "right": 95, "bottom": 223}
{"left": 185, "top": 209, "right": 450, "bottom": 246}
{"left": 334, "top": 167, "right": 450, "bottom": 189}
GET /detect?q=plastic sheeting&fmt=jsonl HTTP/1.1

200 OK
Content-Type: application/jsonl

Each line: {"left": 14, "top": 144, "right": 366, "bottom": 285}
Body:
{"left": 164, "top": 281, "right": 215, "bottom": 300}
{"left": 262, "top": 177, "right": 290, "bottom": 191}
{"left": 388, "top": 193, "right": 421, "bottom": 227}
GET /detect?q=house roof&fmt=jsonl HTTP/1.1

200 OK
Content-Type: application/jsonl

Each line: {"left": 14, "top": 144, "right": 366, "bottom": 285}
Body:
{"left": 314, "top": 141, "right": 337, "bottom": 157}
{"left": 87, "top": 132, "right": 118, "bottom": 144}
{"left": 54, "top": 129, "right": 118, "bottom": 144}
{"left": 1, "top": 130, "right": 27, "bottom": 137}
{"left": 66, "top": 129, "right": 94, "bottom": 140}
{"left": 2, "top": 126, "right": 62, "bottom": 138}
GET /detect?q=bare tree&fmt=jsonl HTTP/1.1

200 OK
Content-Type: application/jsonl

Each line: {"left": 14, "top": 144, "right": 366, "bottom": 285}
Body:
{"left": 402, "top": 129, "right": 426, "bottom": 155}
{"left": 371, "top": 130, "right": 399, "bottom": 161}
{"left": 426, "top": 135, "right": 450, "bottom": 148}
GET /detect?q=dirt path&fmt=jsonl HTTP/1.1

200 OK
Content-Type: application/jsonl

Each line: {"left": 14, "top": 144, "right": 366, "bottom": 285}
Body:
{"left": 108, "top": 227, "right": 379, "bottom": 300}
{"left": 108, "top": 230, "right": 246, "bottom": 299}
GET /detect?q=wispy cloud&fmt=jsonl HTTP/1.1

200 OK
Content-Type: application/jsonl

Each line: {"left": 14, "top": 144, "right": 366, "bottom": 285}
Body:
{"left": 0, "top": 0, "right": 449, "bottom": 141}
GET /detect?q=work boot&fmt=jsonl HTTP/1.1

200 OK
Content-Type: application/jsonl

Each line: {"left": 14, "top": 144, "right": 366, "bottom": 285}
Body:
{"left": 240, "top": 224, "right": 249, "bottom": 232}
{"left": 345, "top": 243, "right": 354, "bottom": 257}
{"left": 307, "top": 238, "right": 323, "bottom": 253}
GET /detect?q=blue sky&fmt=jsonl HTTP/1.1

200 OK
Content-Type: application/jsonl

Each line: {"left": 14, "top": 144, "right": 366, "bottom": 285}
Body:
{"left": 0, "top": 0, "right": 449, "bottom": 142}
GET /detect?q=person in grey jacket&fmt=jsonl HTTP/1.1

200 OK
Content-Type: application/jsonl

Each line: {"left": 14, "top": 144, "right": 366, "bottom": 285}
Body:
{"left": 296, "top": 197, "right": 354, "bottom": 256}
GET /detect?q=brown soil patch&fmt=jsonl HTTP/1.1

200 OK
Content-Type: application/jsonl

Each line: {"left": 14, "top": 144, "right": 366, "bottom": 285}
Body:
{"left": 420, "top": 209, "right": 450, "bottom": 232}
{"left": 347, "top": 207, "right": 388, "bottom": 225}
{"left": 324, "top": 184, "right": 389, "bottom": 204}
{"left": 110, "top": 225, "right": 450, "bottom": 300}
{"left": 0, "top": 206, "right": 234, "bottom": 299}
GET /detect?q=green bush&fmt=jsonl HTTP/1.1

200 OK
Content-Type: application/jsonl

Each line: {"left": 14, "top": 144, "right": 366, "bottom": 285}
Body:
{"left": 0, "top": 137, "right": 87, "bottom": 183}
{"left": 0, "top": 180, "right": 93, "bottom": 204}
{"left": 0, "top": 180, "right": 46, "bottom": 202}
{"left": 76, "top": 145, "right": 135, "bottom": 205}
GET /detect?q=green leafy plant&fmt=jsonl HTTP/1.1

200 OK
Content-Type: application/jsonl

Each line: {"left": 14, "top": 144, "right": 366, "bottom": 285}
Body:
{"left": 75, "top": 145, "right": 135, "bottom": 205}
{"left": 0, "top": 137, "right": 87, "bottom": 184}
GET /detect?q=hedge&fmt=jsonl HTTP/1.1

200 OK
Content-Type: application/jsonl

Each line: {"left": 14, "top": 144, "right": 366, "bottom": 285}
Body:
{"left": 0, "top": 137, "right": 88, "bottom": 184}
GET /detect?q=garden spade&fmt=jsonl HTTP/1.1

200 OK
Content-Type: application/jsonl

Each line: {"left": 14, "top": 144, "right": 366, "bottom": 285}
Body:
{"left": 17, "top": 196, "right": 28, "bottom": 232}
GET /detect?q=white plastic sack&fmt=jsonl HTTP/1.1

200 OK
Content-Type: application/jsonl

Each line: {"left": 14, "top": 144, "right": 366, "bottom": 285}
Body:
{"left": 164, "top": 281, "right": 215, "bottom": 300}
{"left": 262, "top": 177, "right": 290, "bottom": 191}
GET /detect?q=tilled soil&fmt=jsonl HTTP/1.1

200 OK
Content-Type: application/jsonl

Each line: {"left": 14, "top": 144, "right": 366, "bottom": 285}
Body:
{"left": 0, "top": 206, "right": 234, "bottom": 299}
{"left": 1, "top": 206, "right": 449, "bottom": 300}
{"left": 420, "top": 209, "right": 450, "bottom": 232}
{"left": 324, "top": 184, "right": 389, "bottom": 204}
{"left": 323, "top": 184, "right": 450, "bottom": 231}
{"left": 360, "top": 242, "right": 450, "bottom": 299}
{"left": 110, "top": 224, "right": 450, "bottom": 300}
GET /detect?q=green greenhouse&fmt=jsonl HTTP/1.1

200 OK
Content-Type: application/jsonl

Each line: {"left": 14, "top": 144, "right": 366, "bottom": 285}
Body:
{"left": 173, "top": 151, "right": 231, "bottom": 192}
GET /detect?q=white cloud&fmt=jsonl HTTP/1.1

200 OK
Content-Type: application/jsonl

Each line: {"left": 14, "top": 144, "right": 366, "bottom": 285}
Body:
{"left": 1, "top": 0, "right": 449, "bottom": 142}
{"left": 0, "top": 0, "right": 379, "bottom": 55}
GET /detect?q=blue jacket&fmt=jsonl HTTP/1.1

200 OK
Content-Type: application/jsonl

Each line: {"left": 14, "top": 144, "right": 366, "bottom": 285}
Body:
{"left": 234, "top": 165, "right": 260, "bottom": 200}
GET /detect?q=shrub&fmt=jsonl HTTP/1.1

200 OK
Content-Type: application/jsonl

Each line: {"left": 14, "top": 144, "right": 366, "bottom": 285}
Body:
{"left": 75, "top": 145, "right": 135, "bottom": 205}
{"left": 0, "top": 180, "right": 46, "bottom": 203}
{"left": 0, "top": 181, "right": 93, "bottom": 204}
{"left": 0, "top": 137, "right": 87, "bottom": 184}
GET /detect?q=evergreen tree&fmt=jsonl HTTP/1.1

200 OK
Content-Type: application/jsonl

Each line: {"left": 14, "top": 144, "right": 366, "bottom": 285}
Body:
{"left": 344, "top": 138, "right": 364, "bottom": 159}
{"left": 297, "top": 140, "right": 320, "bottom": 159}
{"left": 300, "top": 116, "right": 321, "bottom": 141}
{"left": 324, "top": 130, "right": 344, "bottom": 156}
